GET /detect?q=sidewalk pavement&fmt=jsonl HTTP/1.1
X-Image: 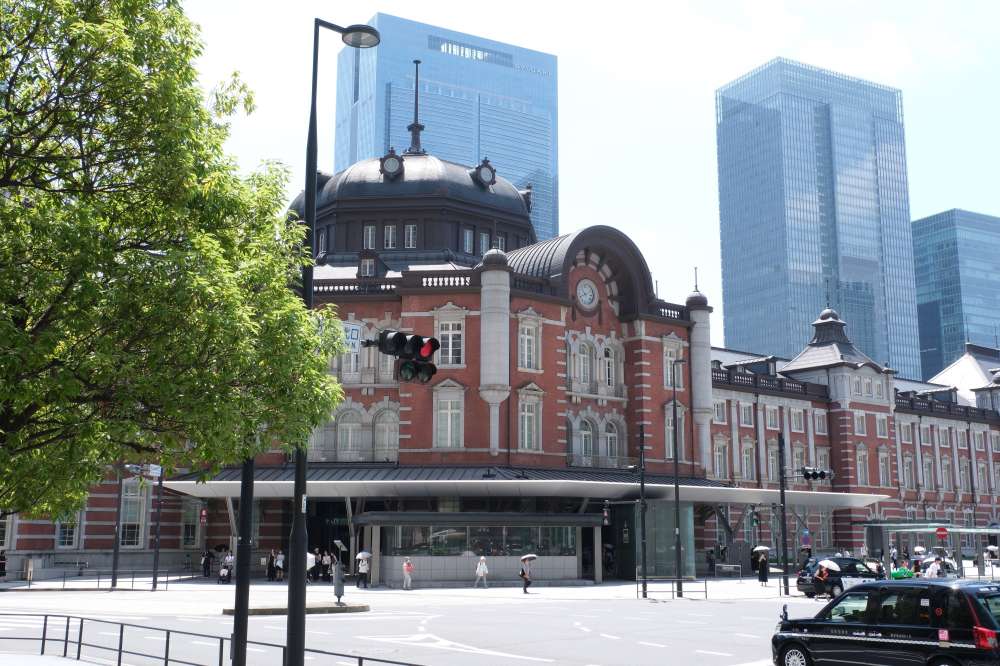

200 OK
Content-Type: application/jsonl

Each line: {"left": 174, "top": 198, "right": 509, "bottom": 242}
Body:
{"left": 0, "top": 656, "right": 78, "bottom": 664}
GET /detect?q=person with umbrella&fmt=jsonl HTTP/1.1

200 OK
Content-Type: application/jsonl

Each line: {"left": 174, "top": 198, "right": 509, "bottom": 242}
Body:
{"left": 753, "top": 546, "right": 769, "bottom": 587}
{"left": 356, "top": 551, "right": 371, "bottom": 589}
{"left": 519, "top": 553, "right": 536, "bottom": 594}
{"left": 815, "top": 559, "right": 839, "bottom": 597}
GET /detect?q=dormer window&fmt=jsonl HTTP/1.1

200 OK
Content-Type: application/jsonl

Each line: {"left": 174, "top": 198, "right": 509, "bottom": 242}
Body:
{"left": 363, "top": 225, "right": 376, "bottom": 250}
{"left": 360, "top": 258, "right": 375, "bottom": 278}
{"left": 404, "top": 224, "right": 417, "bottom": 249}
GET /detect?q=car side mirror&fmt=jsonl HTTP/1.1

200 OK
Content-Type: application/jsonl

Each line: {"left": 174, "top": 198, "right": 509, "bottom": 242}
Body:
{"left": 782, "top": 604, "right": 789, "bottom": 622}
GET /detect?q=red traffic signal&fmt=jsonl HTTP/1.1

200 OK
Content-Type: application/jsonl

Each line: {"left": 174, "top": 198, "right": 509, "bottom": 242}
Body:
{"left": 369, "top": 329, "right": 439, "bottom": 383}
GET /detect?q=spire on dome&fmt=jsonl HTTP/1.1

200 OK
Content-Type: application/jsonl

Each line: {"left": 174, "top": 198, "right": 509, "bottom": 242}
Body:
{"left": 405, "top": 59, "right": 425, "bottom": 155}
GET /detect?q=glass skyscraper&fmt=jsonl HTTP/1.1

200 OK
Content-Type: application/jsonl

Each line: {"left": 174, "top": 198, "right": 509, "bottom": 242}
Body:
{"left": 334, "top": 13, "right": 558, "bottom": 240}
{"left": 914, "top": 209, "right": 1000, "bottom": 379}
{"left": 716, "top": 58, "right": 920, "bottom": 378}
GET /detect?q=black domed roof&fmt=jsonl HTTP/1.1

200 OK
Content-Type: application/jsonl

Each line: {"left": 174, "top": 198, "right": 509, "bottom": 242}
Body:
{"left": 686, "top": 290, "right": 709, "bottom": 309}
{"left": 479, "top": 248, "right": 509, "bottom": 269}
{"left": 291, "top": 153, "right": 530, "bottom": 219}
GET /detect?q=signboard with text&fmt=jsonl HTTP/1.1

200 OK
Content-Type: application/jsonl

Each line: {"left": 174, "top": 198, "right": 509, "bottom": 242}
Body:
{"left": 341, "top": 321, "right": 363, "bottom": 353}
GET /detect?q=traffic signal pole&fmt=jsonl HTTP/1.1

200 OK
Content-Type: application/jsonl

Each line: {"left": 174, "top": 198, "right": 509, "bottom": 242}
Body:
{"left": 778, "top": 433, "right": 790, "bottom": 596}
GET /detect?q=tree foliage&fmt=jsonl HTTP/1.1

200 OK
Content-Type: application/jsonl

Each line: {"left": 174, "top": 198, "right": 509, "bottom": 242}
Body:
{"left": 0, "top": 0, "right": 343, "bottom": 518}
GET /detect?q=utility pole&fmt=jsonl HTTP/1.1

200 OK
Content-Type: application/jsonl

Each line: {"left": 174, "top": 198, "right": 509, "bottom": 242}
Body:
{"left": 778, "top": 433, "right": 790, "bottom": 596}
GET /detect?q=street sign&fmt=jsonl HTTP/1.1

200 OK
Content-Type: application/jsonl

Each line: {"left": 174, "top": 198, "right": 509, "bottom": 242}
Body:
{"left": 341, "top": 321, "right": 363, "bottom": 353}
{"left": 936, "top": 526, "right": 948, "bottom": 539}
{"left": 199, "top": 508, "right": 207, "bottom": 525}
{"left": 147, "top": 464, "right": 162, "bottom": 478}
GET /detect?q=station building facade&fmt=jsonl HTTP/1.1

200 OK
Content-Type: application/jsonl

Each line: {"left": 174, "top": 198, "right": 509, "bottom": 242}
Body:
{"left": 5, "top": 131, "right": 1000, "bottom": 586}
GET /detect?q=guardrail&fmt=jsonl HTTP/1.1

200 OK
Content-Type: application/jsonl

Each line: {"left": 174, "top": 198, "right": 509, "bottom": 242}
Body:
{"left": 714, "top": 563, "right": 743, "bottom": 578}
{"left": 636, "top": 576, "right": 709, "bottom": 600}
{"left": 0, "top": 613, "right": 426, "bottom": 666}
{"left": 8, "top": 568, "right": 198, "bottom": 591}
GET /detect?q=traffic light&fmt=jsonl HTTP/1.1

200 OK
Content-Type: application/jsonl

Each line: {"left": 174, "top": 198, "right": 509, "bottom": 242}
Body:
{"left": 368, "top": 329, "right": 439, "bottom": 383}
{"left": 801, "top": 466, "right": 833, "bottom": 481}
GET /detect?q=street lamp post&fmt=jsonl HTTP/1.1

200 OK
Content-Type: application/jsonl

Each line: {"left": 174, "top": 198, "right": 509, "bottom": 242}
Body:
{"left": 151, "top": 466, "right": 164, "bottom": 591}
{"left": 287, "top": 19, "right": 379, "bottom": 666}
{"left": 671, "top": 358, "right": 687, "bottom": 597}
{"left": 777, "top": 434, "right": 790, "bottom": 596}
{"left": 628, "top": 426, "right": 649, "bottom": 598}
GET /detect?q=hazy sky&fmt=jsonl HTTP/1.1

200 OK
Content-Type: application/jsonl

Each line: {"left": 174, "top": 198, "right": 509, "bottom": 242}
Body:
{"left": 186, "top": 0, "right": 1000, "bottom": 347}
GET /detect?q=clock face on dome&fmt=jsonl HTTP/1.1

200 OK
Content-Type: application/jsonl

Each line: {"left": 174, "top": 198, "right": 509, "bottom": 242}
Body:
{"left": 383, "top": 156, "right": 400, "bottom": 174}
{"left": 379, "top": 150, "right": 404, "bottom": 179}
{"left": 477, "top": 165, "right": 494, "bottom": 186}
{"left": 576, "top": 279, "right": 598, "bottom": 308}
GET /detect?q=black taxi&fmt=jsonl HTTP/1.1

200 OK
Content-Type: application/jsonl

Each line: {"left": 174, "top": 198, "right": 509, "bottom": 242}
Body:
{"left": 772, "top": 579, "right": 1000, "bottom": 665}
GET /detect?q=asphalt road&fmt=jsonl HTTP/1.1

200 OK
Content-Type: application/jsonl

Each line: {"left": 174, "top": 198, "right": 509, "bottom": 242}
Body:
{"left": 0, "top": 584, "right": 824, "bottom": 666}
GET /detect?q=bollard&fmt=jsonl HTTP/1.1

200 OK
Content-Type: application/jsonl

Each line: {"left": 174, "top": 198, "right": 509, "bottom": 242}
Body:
{"left": 334, "top": 561, "right": 345, "bottom": 604}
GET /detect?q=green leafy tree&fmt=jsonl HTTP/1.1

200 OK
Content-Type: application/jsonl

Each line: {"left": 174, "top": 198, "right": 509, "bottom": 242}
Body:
{"left": 0, "top": 0, "right": 343, "bottom": 518}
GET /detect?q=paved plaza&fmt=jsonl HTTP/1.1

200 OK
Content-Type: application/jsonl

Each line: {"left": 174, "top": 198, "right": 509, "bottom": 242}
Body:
{"left": 0, "top": 577, "right": 826, "bottom": 665}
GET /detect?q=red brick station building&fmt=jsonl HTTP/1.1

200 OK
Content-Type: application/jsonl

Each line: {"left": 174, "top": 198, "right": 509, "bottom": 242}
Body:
{"left": 5, "top": 137, "right": 1000, "bottom": 586}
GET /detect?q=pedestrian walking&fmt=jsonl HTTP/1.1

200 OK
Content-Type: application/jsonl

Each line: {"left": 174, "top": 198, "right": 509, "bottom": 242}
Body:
{"left": 275, "top": 550, "right": 285, "bottom": 581}
{"left": 357, "top": 557, "right": 369, "bottom": 588}
{"left": 312, "top": 548, "right": 322, "bottom": 582}
{"left": 402, "top": 557, "right": 414, "bottom": 590}
{"left": 322, "top": 550, "right": 332, "bottom": 582}
{"left": 474, "top": 556, "right": 489, "bottom": 588}
{"left": 813, "top": 565, "right": 829, "bottom": 597}
{"left": 0, "top": 550, "right": 6, "bottom": 580}
{"left": 706, "top": 548, "right": 716, "bottom": 577}
{"left": 757, "top": 552, "right": 769, "bottom": 586}
{"left": 200, "top": 549, "right": 212, "bottom": 577}
{"left": 519, "top": 561, "right": 532, "bottom": 594}
{"left": 923, "top": 556, "right": 943, "bottom": 578}
{"left": 266, "top": 549, "right": 276, "bottom": 582}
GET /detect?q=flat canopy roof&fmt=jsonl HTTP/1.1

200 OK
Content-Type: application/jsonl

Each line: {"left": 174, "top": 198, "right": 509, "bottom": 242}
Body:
{"left": 164, "top": 465, "right": 885, "bottom": 509}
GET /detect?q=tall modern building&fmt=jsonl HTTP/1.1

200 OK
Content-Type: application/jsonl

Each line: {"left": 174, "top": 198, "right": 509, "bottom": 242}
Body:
{"left": 715, "top": 58, "right": 921, "bottom": 378}
{"left": 334, "top": 13, "right": 559, "bottom": 240}
{"left": 914, "top": 209, "right": 1000, "bottom": 378}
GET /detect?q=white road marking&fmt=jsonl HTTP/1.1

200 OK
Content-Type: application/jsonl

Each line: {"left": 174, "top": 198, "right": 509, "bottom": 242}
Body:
{"left": 734, "top": 633, "right": 760, "bottom": 639}
{"left": 358, "top": 633, "right": 555, "bottom": 662}
{"left": 695, "top": 649, "right": 733, "bottom": 657}
{"left": 677, "top": 619, "right": 707, "bottom": 624}
{"left": 599, "top": 633, "right": 621, "bottom": 640}
{"left": 192, "top": 640, "right": 217, "bottom": 646}
{"left": 246, "top": 647, "right": 266, "bottom": 653}
{"left": 740, "top": 616, "right": 772, "bottom": 621}
{"left": 143, "top": 635, "right": 166, "bottom": 640}
{"left": 638, "top": 641, "right": 667, "bottom": 648}
{"left": 99, "top": 631, "right": 119, "bottom": 637}
{"left": 686, "top": 612, "right": 713, "bottom": 617}
{"left": 726, "top": 661, "right": 772, "bottom": 666}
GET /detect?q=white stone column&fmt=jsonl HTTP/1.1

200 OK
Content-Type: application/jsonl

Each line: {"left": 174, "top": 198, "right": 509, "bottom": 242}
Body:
{"left": 686, "top": 296, "right": 713, "bottom": 472}
{"left": 593, "top": 526, "right": 603, "bottom": 583}
{"left": 478, "top": 252, "right": 511, "bottom": 455}
{"left": 806, "top": 408, "right": 816, "bottom": 466}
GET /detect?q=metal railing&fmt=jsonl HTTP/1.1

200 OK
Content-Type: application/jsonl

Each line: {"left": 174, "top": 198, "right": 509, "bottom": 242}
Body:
{"left": 566, "top": 452, "right": 637, "bottom": 470}
{"left": 7, "top": 568, "right": 198, "bottom": 590}
{"left": 711, "top": 368, "right": 829, "bottom": 398}
{"left": 0, "top": 613, "right": 426, "bottom": 666}
{"left": 636, "top": 577, "right": 709, "bottom": 600}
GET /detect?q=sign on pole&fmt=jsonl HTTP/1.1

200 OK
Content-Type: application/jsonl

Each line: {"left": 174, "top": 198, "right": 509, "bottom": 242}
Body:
{"left": 341, "top": 321, "right": 363, "bottom": 354}
{"left": 199, "top": 508, "right": 208, "bottom": 525}
{"left": 147, "top": 464, "right": 162, "bottom": 478}
{"left": 936, "top": 526, "right": 948, "bottom": 540}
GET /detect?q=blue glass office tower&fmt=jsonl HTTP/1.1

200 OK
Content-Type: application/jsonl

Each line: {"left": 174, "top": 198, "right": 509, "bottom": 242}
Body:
{"left": 334, "top": 14, "right": 558, "bottom": 240}
{"left": 716, "top": 58, "right": 920, "bottom": 378}
{"left": 914, "top": 209, "right": 1000, "bottom": 378}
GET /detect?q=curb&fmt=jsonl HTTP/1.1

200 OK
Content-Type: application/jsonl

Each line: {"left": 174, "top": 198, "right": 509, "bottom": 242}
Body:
{"left": 222, "top": 603, "right": 370, "bottom": 616}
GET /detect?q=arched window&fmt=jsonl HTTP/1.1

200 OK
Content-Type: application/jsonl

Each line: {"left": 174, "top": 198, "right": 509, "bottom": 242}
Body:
{"left": 580, "top": 420, "right": 594, "bottom": 457}
{"left": 605, "top": 423, "right": 619, "bottom": 459}
{"left": 713, "top": 438, "right": 728, "bottom": 479}
{"left": 374, "top": 410, "right": 399, "bottom": 459}
{"left": 941, "top": 458, "right": 952, "bottom": 491}
{"left": 338, "top": 411, "right": 363, "bottom": 458}
{"left": 576, "top": 343, "right": 593, "bottom": 385}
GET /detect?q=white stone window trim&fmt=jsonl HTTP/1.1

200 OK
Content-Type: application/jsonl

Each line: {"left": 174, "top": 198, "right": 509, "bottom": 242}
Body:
{"left": 180, "top": 498, "right": 202, "bottom": 550}
{"left": 856, "top": 444, "right": 870, "bottom": 486}
{"left": 713, "top": 401, "right": 727, "bottom": 425}
{"left": 876, "top": 414, "right": 889, "bottom": 439}
{"left": 899, "top": 421, "right": 913, "bottom": 443}
{"left": 119, "top": 480, "right": 149, "bottom": 550}
{"left": 662, "top": 336, "right": 687, "bottom": 390}
{"left": 404, "top": 224, "right": 417, "bottom": 249}
{"left": 854, "top": 412, "right": 867, "bottom": 436}
{"left": 310, "top": 397, "right": 402, "bottom": 461}
{"left": 664, "top": 401, "right": 687, "bottom": 460}
{"left": 434, "top": 302, "right": 468, "bottom": 369}
{"left": 55, "top": 511, "right": 81, "bottom": 550}
{"left": 739, "top": 403, "right": 755, "bottom": 427}
{"left": 765, "top": 406, "right": 779, "bottom": 431}
{"left": 383, "top": 224, "right": 397, "bottom": 250}
{"left": 517, "top": 384, "right": 545, "bottom": 452}
{"left": 516, "top": 309, "right": 543, "bottom": 372}
{"left": 790, "top": 408, "right": 804, "bottom": 433}
{"left": 712, "top": 434, "right": 729, "bottom": 479}
{"left": 363, "top": 225, "right": 376, "bottom": 250}
{"left": 814, "top": 411, "right": 828, "bottom": 435}
{"left": 432, "top": 379, "right": 466, "bottom": 449}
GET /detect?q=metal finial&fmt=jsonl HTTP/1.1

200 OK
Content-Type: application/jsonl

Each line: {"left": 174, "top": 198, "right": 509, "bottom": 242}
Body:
{"left": 825, "top": 278, "right": 830, "bottom": 308}
{"left": 405, "top": 59, "right": 425, "bottom": 155}
{"left": 693, "top": 267, "right": 699, "bottom": 291}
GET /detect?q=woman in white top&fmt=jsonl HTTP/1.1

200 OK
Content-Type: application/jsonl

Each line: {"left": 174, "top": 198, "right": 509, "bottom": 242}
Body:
{"left": 475, "top": 556, "right": 489, "bottom": 588}
{"left": 275, "top": 550, "right": 285, "bottom": 581}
